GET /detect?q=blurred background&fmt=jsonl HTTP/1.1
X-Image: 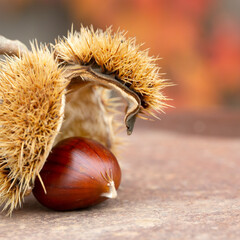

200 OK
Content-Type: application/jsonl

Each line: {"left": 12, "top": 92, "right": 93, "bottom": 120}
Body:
{"left": 0, "top": 0, "right": 240, "bottom": 136}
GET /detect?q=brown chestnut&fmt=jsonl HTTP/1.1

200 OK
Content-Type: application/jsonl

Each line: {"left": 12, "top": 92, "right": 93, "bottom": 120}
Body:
{"left": 32, "top": 137, "right": 121, "bottom": 211}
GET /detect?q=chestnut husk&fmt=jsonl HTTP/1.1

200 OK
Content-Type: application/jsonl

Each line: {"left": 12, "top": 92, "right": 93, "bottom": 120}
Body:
{"left": 32, "top": 137, "right": 121, "bottom": 211}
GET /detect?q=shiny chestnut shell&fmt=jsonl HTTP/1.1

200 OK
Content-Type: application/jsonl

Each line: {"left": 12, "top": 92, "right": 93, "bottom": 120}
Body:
{"left": 32, "top": 137, "right": 121, "bottom": 211}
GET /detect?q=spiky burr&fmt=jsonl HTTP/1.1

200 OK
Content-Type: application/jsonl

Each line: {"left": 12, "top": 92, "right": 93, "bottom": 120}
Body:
{"left": 0, "top": 26, "right": 171, "bottom": 214}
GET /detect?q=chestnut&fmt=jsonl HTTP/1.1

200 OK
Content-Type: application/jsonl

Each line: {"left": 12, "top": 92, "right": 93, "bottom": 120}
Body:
{"left": 32, "top": 137, "right": 121, "bottom": 211}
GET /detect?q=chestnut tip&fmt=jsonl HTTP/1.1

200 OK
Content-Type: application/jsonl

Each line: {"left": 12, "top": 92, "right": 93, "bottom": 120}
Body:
{"left": 101, "top": 180, "right": 117, "bottom": 199}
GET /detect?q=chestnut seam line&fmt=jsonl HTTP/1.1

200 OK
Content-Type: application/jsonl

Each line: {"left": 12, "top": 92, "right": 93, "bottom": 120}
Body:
{"left": 77, "top": 141, "right": 107, "bottom": 175}
{"left": 83, "top": 142, "right": 115, "bottom": 183}
{"left": 45, "top": 186, "right": 100, "bottom": 190}
{"left": 57, "top": 140, "right": 103, "bottom": 176}
{"left": 49, "top": 149, "right": 95, "bottom": 172}
{"left": 83, "top": 141, "right": 108, "bottom": 172}
{"left": 40, "top": 161, "right": 99, "bottom": 183}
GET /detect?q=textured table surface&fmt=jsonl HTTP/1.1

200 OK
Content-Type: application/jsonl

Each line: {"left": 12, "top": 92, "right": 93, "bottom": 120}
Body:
{"left": 0, "top": 109, "right": 240, "bottom": 240}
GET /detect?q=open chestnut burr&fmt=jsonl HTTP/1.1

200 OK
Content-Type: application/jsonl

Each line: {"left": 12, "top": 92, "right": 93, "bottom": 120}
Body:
{"left": 33, "top": 137, "right": 121, "bottom": 211}
{"left": 0, "top": 26, "right": 170, "bottom": 214}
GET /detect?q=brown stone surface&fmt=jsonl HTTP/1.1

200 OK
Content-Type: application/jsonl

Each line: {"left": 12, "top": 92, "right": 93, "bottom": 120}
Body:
{"left": 0, "top": 110, "right": 240, "bottom": 240}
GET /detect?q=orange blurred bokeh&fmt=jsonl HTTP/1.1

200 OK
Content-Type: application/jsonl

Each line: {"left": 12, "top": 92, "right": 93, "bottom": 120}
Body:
{"left": 65, "top": 0, "right": 240, "bottom": 109}
{"left": 1, "top": 0, "right": 240, "bottom": 110}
